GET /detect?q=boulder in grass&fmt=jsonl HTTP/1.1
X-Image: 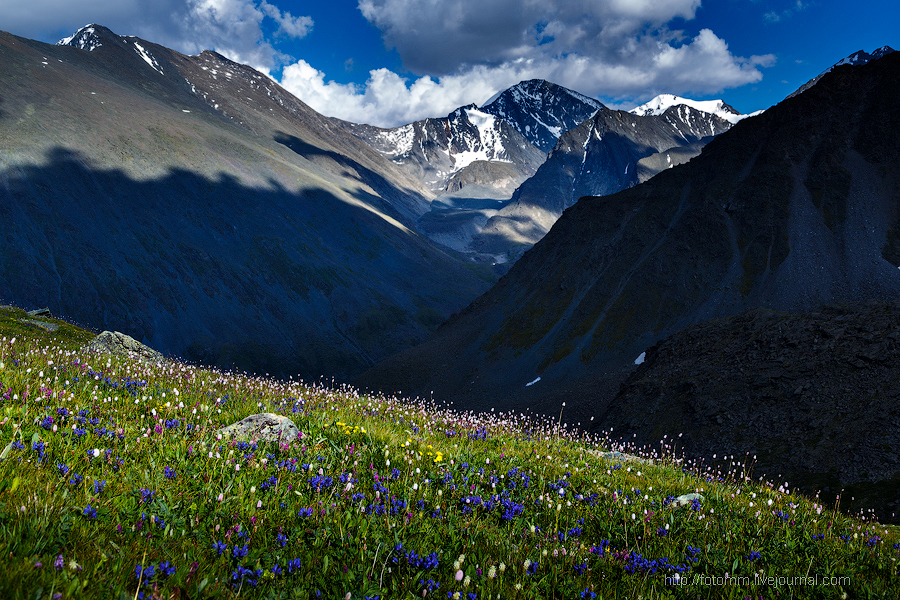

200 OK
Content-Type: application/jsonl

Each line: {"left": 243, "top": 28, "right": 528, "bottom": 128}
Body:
{"left": 216, "top": 413, "right": 301, "bottom": 445}
{"left": 671, "top": 493, "right": 704, "bottom": 508}
{"left": 83, "top": 331, "right": 163, "bottom": 362}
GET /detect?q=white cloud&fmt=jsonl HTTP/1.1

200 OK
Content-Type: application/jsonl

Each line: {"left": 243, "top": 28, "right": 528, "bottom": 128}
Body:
{"left": 7, "top": 0, "right": 775, "bottom": 129}
{"left": 260, "top": 0, "right": 313, "bottom": 38}
{"left": 281, "top": 60, "right": 509, "bottom": 126}
{"left": 357, "top": 0, "right": 702, "bottom": 74}
{"left": 5, "top": 0, "right": 312, "bottom": 73}
{"left": 280, "top": 27, "right": 775, "bottom": 128}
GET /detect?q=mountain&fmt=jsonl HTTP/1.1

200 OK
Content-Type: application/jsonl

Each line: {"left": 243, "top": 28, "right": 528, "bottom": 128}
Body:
{"left": 788, "top": 46, "right": 895, "bottom": 98}
{"left": 334, "top": 104, "right": 545, "bottom": 194}
{"left": 0, "top": 25, "right": 496, "bottom": 379}
{"left": 608, "top": 300, "right": 900, "bottom": 522}
{"left": 480, "top": 79, "right": 604, "bottom": 153}
{"left": 358, "top": 50, "right": 900, "bottom": 438}
{"left": 469, "top": 102, "right": 735, "bottom": 256}
{"left": 334, "top": 80, "right": 608, "bottom": 262}
{"left": 629, "top": 94, "right": 763, "bottom": 124}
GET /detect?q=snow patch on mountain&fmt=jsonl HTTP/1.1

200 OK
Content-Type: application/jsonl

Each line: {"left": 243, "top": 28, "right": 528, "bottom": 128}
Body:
{"left": 133, "top": 41, "right": 164, "bottom": 75}
{"left": 630, "top": 94, "right": 760, "bottom": 124}
{"left": 57, "top": 25, "right": 103, "bottom": 51}
{"left": 452, "top": 108, "right": 510, "bottom": 171}
{"left": 373, "top": 124, "right": 416, "bottom": 158}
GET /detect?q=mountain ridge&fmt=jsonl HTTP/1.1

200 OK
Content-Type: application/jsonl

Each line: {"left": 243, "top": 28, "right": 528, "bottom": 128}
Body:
{"left": 357, "top": 49, "right": 900, "bottom": 422}
{"left": 0, "top": 24, "right": 496, "bottom": 379}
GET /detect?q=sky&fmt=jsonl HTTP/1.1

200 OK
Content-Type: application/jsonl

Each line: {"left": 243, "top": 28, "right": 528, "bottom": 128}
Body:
{"left": 2, "top": 0, "right": 898, "bottom": 128}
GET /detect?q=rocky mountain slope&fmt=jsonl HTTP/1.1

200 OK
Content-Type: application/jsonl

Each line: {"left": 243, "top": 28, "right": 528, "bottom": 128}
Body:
{"left": 339, "top": 79, "right": 747, "bottom": 264}
{"left": 470, "top": 102, "right": 736, "bottom": 256}
{"left": 480, "top": 79, "right": 603, "bottom": 153}
{"left": 0, "top": 25, "right": 496, "bottom": 379}
{"left": 358, "top": 50, "right": 900, "bottom": 429}
{"left": 788, "top": 46, "right": 895, "bottom": 98}
{"left": 336, "top": 82, "right": 597, "bottom": 262}
{"left": 334, "top": 104, "right": 545, "bottom": 194}
{"left": 607, "top": 300, "right": 900, "bottom": 521}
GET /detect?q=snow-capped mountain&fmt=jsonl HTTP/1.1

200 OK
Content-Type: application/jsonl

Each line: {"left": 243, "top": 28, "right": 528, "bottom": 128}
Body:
{"left": 630, "top": 94, "right": 762, "bottom": 124}
{"left": 334, "top": 79, "right": 607, "bottom": 260}
{"left": 336, "top": 104, "right": 545, "bottom": 193}
{"left": 481, "top": 79, "right": 604, "bottom": 152}
{"left": 471, "top": 103, "right": 735, "bottom": 255}
{"left": 788, "top": 46, "right": 895, "bottom": 98}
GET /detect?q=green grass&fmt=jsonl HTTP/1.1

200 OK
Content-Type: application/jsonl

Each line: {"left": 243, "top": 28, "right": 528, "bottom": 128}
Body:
{"left": 0, "top": 307, "right": 898, "bottom": 599}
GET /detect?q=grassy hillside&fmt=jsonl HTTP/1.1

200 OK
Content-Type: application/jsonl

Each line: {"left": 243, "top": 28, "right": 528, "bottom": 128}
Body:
{"left": 0, "top": 305, "right": 897, "bottom": 599}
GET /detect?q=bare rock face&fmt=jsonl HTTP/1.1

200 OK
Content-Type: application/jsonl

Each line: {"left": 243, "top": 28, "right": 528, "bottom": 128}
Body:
{"left": 216, "top": 413, "right": 301, "bottom": 445}
{"left": 83, "top": 331, "right": 163, "bottom": 362}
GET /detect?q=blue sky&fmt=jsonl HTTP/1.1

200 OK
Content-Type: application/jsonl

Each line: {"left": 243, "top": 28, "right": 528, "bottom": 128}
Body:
{"left": 3, "top": 0, "right": 897, "bottom": 127}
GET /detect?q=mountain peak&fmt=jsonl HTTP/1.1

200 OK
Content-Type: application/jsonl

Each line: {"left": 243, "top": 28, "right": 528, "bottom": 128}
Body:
{"left": 56, "top": 24, "right": 111, "bottom": 51}
{"left": 629, "top": 94, "right": 760, "bottom": 124}
{"left": 788, "top": 46, "right": 896, "bottom": 98}
{"left": 481, "top": 80, "right": 603, "bottom": 152}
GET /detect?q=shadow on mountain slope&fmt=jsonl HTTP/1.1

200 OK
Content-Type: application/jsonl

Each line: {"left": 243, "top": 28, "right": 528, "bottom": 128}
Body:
{"left": 0, "top": 147, "right": 492, "bottom": 380}
{"left": 275, "top": 132, "right": 428, "bottom": 226}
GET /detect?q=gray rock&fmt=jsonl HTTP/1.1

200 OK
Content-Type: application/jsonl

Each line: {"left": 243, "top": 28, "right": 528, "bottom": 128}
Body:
{"left": 216, "top": 413, "right": 301, "bottom": 445}
{"left": 18, "top": 319, "right": 60, "bottom": 332}
{"left": 27, "top": 307, "right": 51, "bottom": 317}
{"left": 83, "top": 331, "right": 163, "bottom": 362}
{"left": 671, "top": 493, "right": 704, "bottom": 508}
{"left": 590, "top": 449, "right": 654, "bottom": 465}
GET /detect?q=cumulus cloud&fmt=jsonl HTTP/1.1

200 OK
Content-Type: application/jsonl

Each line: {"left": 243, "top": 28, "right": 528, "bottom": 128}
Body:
{"left": 275, "top": 0, "right": 773, "bottom": 127}
{"left": 280, "top": 25, "right": 775, "bottom": 127}
{"left": 8, "top": 0, "right": 776, "bottom": 128}
{"left": 357, "top": 0, "right": 702, "bottom": 74}
{"left": 6, "top": 0, "right": 312, "bottom": 73}
{"left": 281, "top": 60, "right": 509, "bottom": 126}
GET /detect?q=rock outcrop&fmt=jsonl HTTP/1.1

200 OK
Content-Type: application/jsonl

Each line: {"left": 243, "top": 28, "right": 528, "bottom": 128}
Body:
{"left": 606, "top": 300, "right": 900, "bottom": 521}
{"left": 216, "top": 413, "right": 301, "bottom": 445}
{"left": 83, "top": 331, "right": 164, "bottom": 362}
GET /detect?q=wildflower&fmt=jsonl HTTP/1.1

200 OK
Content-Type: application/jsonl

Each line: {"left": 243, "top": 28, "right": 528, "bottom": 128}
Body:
{"left": 54, "top": 555, "right": 64, "bottom": 571}
{"left": 455, "top": 570, "right": 463, "bottom": 581}
{"left": 82, "top": 505, "right": 98, "bottom": 519}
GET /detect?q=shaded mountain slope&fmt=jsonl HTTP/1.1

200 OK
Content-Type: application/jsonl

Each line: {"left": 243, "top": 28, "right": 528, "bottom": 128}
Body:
{"left": 788, "top": 46, "right": 895, "bottom": 99}
{"left": 0, "top": 26, "right": 495, "bottom": 379}
{"left": 358, "top": 51, "right": 900, "bottom": 424}
{"left": 470, "top": 103, "right": 734, "bottom": 255}
{"left": 608, "top": 300, "right": 900, "bottom": 521}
